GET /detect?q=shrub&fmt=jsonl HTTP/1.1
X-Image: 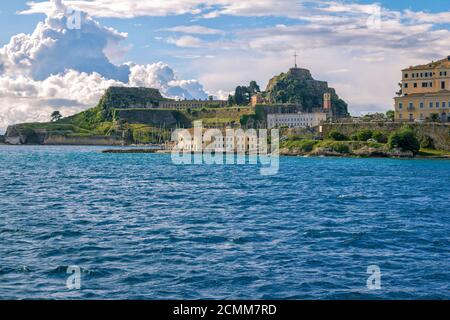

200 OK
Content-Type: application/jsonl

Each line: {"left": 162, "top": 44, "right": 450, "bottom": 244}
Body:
{"left": 420, "top": 135, "right": 435, "bottom": 149}
{"left": 356, "top": 129, "right": 373, "bottom": 141}
{"left": 386, "top": 110, "right": 395, "bottom": 121}
{"left": 298, "top": 140, "right": 318, "bottom": 152}
{"left": 283, "top": 140, "right": 318, "bottom": 152}
{"left": 320, "top": 141, "right": 350, "bottom": 154}
{"left": 430, "top": 113, "right": 440, "bottom": 122}
{"left": 388, "top": 128, "right": 420, "bottom": 154}
{"left": 288, "top": 134, "right": 303, "bottom": 141}
{"left": 372, "top": 131, "right": 388, "bottom": 143}
{"left": 327, "top": 130, "right": 348, "bottom": 141}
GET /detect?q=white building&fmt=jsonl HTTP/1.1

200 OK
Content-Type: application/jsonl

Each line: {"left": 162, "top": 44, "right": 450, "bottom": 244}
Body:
{"left": 175, "top": 128, "right": 259, "bottom": 153}
{"left": 267, "top": 112, "right": 327, "bottom": 129}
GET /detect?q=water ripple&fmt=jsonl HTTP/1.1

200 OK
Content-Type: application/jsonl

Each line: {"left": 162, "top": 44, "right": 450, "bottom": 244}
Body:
{"left": 0, "top": 146, "right": 449, "bottom": 299}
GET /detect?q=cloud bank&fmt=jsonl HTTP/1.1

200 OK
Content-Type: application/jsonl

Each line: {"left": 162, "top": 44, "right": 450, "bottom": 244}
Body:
{"left": 0, "top": 0, "right": 208, "bottom": 132}
{"left": 20, "top": 0, "right": 304, "bottom": 19}
{"left": 4, "top": 0, "right": 450, "bottom": 127}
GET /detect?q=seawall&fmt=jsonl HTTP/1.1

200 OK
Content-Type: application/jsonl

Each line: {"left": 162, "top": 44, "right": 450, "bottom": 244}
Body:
{"left": 5, "top": 125, "right": 124, "bottom": 146}
{"left": 43, "top": 135, "right": 124, "bottom": 146}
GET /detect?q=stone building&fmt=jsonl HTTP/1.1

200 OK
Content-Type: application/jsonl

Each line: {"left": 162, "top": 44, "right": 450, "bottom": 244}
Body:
{"left": 267, "top": 112, "right": 327, "bottom": 129}
{"left": 394, "top": 55, "right": 450, "bottom": 122}
{"left": 175, "top": 128, "right": 259, "bottom": 153}
{"left": 159, "top": 99, "right": 227, "bottom": 110}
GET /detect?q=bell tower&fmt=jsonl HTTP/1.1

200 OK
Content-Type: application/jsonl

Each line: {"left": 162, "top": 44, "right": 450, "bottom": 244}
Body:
{"left": 323, "top": 92, "right": 331, "bottom": 110}
{"left": 323, "top": 92, "right": 332, "bottom": 121}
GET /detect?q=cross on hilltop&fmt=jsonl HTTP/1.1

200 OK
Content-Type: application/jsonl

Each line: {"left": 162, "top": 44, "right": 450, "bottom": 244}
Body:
{"left": 294, "top": 52, "right": 298, "bottom": 68}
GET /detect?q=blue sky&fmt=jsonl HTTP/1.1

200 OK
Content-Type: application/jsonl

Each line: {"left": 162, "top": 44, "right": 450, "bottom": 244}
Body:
{"left": 1, "top": 1, "right": 448, "bottom": 65}
{"left": 0, "top": 0, "right": 449, "bottom": 130}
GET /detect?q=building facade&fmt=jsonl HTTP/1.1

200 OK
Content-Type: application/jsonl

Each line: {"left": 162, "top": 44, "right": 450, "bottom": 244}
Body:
{"left": 394, "top": 56, "right": 450, "bottom": 122}
{"left": 175, "top": 128, "right": 259, "bottom": 154}
{"left": 250, "top": 93, "right": 266, "bottom": 107}
{"left": 159, "top": 100, "right": 227, "bottom": 110}
{"left": 267, "top": 112, "right": 327, "bottom": 129}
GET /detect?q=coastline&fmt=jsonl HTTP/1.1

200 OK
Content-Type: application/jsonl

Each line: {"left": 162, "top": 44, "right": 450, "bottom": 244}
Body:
{"left": 101, "top": 147, "right": 450, "bottom": 159}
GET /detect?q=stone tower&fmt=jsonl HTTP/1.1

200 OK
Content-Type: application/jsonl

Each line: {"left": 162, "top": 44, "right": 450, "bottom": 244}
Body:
{"left": 323, "top": 92, "right": 331, "bottom": 110}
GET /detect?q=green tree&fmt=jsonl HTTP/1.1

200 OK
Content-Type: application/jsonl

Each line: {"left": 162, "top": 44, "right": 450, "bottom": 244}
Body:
{"left": 430, "top": 113, "right": 440, "bottom": 122}
{"left": 327, "top": 130, "right": 348, "bottom": 141}
{"left": 386, "top": 110, "right": 395, "bottom": 121}
{"left": 388, "top": 128, "right": 420, "bottom": 154}
{"left": 227, "top": 94, "right": 234, "bottom": 106}
{"left": 248, "top": 81, "right": 261, "bottom": 95}
{"left": 275, "top": 90, "right": 287, "bottom": 103}
{"left": 356, "top": 129, "right": 373, "bottom": 141}
{"left": 51, "top": 111, "right": 62, "bottom": 122}
{"left": 372, "top": 131, "right": 388, "bottom": 143}
{"left": 234, "top": 86, "right": 250, "bottom": 105}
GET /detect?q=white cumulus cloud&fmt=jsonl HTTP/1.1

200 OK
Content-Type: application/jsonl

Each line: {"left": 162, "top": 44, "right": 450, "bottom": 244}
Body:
{"left": 162, "top": 25, "right": 224, "bottom": 35}
{"left": 20, "top": 0, "right": 305, "bottom": 19}
{"left": 166, "top": 35, "right": 204, "bottom": 48}
{"left": 0, "top": 0, "right": 209, "bottom": 132}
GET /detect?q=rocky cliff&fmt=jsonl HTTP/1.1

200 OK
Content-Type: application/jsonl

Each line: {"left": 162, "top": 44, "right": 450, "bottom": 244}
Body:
{"left": 265, "top": 67, "right": 349, "bottom": 117}
{"left": 98, "top": 86, "right": 170, "bottom": 120}
{"left": 114, "top": 109, "right": 191, "bottom": 127}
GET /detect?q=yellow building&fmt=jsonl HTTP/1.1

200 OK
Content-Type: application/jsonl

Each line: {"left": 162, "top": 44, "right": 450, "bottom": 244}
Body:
{"left": 394, "top": 56, "right": 450, "bottom": 122}
{"left": 250, "top": 93, "right": 266, "bottom": 107}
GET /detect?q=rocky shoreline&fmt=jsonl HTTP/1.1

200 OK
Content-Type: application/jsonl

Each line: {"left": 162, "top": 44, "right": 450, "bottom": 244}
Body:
{"left": 280, "top": 146, "right": 449, "bottom": 159}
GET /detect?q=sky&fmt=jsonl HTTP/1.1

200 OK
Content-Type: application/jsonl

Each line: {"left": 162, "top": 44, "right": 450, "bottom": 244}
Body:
{"left": 0, "top": 0, "right": 450, "bottom": 132}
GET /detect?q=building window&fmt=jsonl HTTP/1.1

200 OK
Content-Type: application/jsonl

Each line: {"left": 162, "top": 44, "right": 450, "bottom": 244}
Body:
{"left": 414, "top": 83, "right": 418, "bottom": 88}
{"left": 405, "top": 83, "right": 409, "bottom": 88}
{"left": 436, "top": 102, "right": 440, "bottom": 108}
{"left": 420, "top": 102, "right": 424, "bottom": 109}
{"left": 405, "top": 73, "right": 409, "bottom": 78}
{"left": 409, "top": 102, "right": 414, "bottom": 109}
{"left": 422, "top": 82, "right": 427, "bottom": 88}
{"left": 399, "top": 103, "right": 403, "bottom": 109}
{"left": 429, "top": 102, "right": 433, "bottom": 108}
{"left": 442, "top": 81, "right": 446, "bottom": 90}
{"left": 399, "top": 114, "right": 403, "bottom": 119}
{"left": 443, "top": 102, "right": 447, "bottom": 108}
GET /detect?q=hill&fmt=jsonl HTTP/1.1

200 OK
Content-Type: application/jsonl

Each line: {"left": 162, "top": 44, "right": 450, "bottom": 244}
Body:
{"left": 4, "top": 86, "right": 252, "bottom": 145}
{"left": 265, "top": 68, "right": 349, "bottom": 117}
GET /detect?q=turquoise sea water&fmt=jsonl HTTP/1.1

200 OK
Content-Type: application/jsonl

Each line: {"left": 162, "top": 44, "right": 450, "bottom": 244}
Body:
{"left": 0, "top": 145, "right": 449, "bottom": 299}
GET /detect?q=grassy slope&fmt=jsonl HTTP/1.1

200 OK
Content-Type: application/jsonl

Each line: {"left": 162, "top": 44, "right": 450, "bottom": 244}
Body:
{"left": 418, "top": 148, "right": 450, "bottom": 156}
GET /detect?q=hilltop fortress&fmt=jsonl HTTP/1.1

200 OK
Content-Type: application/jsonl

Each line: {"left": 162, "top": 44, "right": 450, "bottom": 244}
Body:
{"left": 4, "top": 65, "right": 349, "bottom": 145}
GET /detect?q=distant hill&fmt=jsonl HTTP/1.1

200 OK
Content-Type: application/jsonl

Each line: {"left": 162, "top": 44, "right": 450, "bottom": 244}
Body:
{"left": 4, "top": 86, "right": 252, "bottom": 145}
{"left": 265, "top": 68, "right": 349, "bottom": 117}
{"left": 97, "top": 86, "right": 170, "bottom": 119}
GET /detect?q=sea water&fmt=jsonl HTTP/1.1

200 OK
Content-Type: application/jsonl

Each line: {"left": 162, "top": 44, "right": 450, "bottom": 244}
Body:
{"left": 0, "top": 145, "right": 449, "bottom": 299}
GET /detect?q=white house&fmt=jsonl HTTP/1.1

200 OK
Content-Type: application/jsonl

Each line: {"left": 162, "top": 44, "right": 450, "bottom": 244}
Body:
{"left": 267, "top": 112, "right": 327, "bottom": 129}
